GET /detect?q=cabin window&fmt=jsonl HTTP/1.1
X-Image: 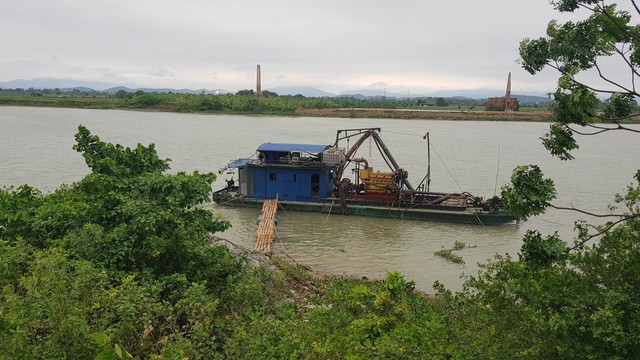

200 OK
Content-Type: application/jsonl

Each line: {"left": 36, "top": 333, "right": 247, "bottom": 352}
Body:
{"left": 269, "top": 172, "right": 277, "bottom": 181}
{"left": 311, "top": 174, "right": 320, "bottom": 197}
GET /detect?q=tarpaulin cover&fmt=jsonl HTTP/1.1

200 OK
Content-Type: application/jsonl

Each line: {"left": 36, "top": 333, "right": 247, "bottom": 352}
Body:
{"left": 256, "top": 143, "right": 329, "bottom": 154}
{"left": 225, "top": 158, "right": 254, "bottom": 168}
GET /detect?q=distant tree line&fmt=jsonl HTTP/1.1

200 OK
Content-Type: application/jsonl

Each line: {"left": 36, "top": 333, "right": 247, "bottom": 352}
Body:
{"left": 0, "top": 88, "right": 579, "bottom": 114}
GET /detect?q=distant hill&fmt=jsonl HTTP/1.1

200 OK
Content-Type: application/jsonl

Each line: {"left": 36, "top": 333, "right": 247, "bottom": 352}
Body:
{"left": 105, "top": 86, "right": 227, "bottom": 95}
{"left": 267, "top": 87, "right": 336, "bottom": 97}
{"left": 336, "top": 93, "right": 368, "bottom": 100}
{"left": 0, "top": 77, "right": 551, "bottom": 103}
{"left": 426, "top": 88, "right": 500, "bottom": 99}
{"left": 0, "top": 78, "right": 121, "bottom": 91}
{"left": 511, "top": 94, "right": 553, "bottom": 104}
{"left": 0, "top": 78, "right": 229, "bottom": 95}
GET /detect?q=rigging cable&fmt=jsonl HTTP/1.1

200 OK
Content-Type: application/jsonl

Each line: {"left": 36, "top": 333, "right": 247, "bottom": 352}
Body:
{"left": 429, "top": 140, "right": 464, "bottom": 193}
{"left": 384, "top": 130, "right": 423, "bottom": 137}
{"left": 373, "top": 138, "right": 395, "bottom": 171}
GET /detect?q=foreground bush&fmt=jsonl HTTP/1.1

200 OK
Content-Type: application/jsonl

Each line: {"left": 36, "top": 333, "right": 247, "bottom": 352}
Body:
{"left": 3, "top": 125, "right": 638, "bottom": 359}
{"left": 0, "top": 127, "right": 468, "bottom": 359}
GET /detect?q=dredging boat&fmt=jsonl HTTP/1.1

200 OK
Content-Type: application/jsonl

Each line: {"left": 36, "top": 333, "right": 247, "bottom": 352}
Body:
{"left": 213, "top": 128, "right": 516, "bottom": 225}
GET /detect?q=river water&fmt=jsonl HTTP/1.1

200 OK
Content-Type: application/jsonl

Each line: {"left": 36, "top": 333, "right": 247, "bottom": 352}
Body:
{"left": 1, "top": 106, "right": 638, "bottom": 291}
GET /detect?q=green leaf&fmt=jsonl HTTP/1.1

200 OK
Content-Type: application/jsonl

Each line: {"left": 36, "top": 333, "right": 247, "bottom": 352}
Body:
{"left": 94, "top": 350, "right": 115, "bottom": 360}
{"left": 91, "top": 332, "right": 111, "bottom": 347}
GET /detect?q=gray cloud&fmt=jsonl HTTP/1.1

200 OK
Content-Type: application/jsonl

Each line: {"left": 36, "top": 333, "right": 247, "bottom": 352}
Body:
{"left": 0, "top": 0, "right": 626, "bottom": 94}
{"left": 150, "top": 65, "right": 173, "bottom": 77}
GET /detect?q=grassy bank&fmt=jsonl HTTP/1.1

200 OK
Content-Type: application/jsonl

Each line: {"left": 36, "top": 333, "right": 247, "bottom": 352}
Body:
{"left": 0, "top": 92, "right": 555, "bottom": 121}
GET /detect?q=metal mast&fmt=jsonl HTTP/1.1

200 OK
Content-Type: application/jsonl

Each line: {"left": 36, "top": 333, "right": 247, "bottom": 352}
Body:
{"left": 505, "top": 72, "right": 511, "bottom": 113}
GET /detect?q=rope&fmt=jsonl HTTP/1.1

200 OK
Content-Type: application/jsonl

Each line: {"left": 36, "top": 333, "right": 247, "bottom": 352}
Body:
{"left": 349, "top": 210, "right": 391, "bottom": 230}
{"left": 321, "top": 200, "right": 336, "bottom": 225}
{"left": 277, "top": 201, "right": 290, "bottom": 216}
{"left": 536, "top": 218, "right": 568, "bottom": 226}
{"left": 273, "top": 226, "right": 302, "bottom": 266}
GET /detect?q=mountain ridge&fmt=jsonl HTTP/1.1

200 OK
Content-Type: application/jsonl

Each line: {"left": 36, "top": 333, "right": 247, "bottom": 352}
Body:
{"left": 0, "top": 78, "right": 552, "bottom": 103}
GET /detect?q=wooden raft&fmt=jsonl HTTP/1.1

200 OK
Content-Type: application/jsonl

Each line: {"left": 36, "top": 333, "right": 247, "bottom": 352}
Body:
{"left": 255, "top": 199, "right": 278, "bottom": 252}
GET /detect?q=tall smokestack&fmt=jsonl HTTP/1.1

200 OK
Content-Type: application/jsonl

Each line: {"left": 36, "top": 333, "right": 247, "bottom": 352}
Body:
{"left": 505, "top": 72, "right": 512, "bottom": 113}
{"left": 256, "top": 64, "right": 262, "bottom": 97}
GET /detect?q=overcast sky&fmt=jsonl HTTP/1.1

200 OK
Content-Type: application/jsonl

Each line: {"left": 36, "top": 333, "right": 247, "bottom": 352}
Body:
{"left": 0, "top": 1, "right": 599, "bottom": 94}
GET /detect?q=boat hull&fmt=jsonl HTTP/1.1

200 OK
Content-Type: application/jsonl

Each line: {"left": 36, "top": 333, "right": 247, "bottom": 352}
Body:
{"left": 213, "top": 190, "right": 516, "bottom": 226}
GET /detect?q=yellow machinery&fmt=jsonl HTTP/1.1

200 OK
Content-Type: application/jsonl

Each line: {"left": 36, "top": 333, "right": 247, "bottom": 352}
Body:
{"left": 359, "top": 167, "right": 398, "bottom": 194}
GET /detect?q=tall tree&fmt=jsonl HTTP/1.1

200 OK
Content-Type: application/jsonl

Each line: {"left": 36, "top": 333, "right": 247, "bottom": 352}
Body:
{"left": 519, "top": 0, "right": 640, "bottom": 160}
{"left": 450, "top": 2, "right": 640, "bottom": 358}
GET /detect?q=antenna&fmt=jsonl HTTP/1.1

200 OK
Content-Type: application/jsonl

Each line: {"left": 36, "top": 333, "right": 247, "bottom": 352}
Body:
{"left": 493, "top": 144, "right": 501, "bottom": 197}
{"left": 417, "top": 132, "right": 431, "bottom": 193}
{"left": 425, "top": 132, "right": 431, "bottom": 193}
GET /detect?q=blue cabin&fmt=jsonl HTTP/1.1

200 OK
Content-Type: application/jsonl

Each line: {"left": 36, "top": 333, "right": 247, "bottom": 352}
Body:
{"left": 231, "top": 143, "right": 336, "bottom": 202}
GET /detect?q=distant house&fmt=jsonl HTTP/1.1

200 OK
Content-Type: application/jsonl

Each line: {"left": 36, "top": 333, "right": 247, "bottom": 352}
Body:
{"left": 486, "top": 97, "right": 519, "bottom": 111}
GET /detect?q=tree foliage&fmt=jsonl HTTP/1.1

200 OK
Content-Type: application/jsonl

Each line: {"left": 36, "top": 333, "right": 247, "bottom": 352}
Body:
{"left": 1, "top": 126, "right": 234, "bottom": 283}
{"left": 73, "top": 125, "right": 170, "bottom": 177}
{"left": 453, "top": 2, "right": 640, "bottom": 358}
{"left": 519, "top": 0, "right": 640, "bottom": 160}
{"left": 501, "top": 165, "right": 557, "bottom": 220}
{"left": 0, "top": 126, "right": 253, "bottom": 358}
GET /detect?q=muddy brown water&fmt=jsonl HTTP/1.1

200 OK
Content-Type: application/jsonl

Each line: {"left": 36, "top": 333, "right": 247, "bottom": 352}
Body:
{"left": 2, "top": 106, "right": 637, "bottom": 291}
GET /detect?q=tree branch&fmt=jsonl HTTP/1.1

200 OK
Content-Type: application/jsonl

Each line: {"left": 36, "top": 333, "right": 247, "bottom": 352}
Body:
{"left": 631, "top": 0, "right": 640, "bottom": 17}
{"left": 567, "top": 213, "right": 640, "bottom": 251}
{"left": 568, "top": 123, "right": 640, "bottom": 136}
{"left": 550, "top": 203, "right": 629, "bottom": 217}
{"left": 582, "top": 0, "right": 640, "bottom": 42}
{"left": 614, "top": 47, "right": 640, "bottom": 80}
{"left": 594, "top": 62, "right": 636, "bottom": 94}
{"left": 558, "top": 2, "right": 640, "bottom": 93}
{"left": 548, "top": 63, "right": 620, "bottom": 94}
{"left": 549, "top": 200, "right": 640, "bottom": 252}
{"left": 591, "top": 115, "right": 640, "bottom": 126}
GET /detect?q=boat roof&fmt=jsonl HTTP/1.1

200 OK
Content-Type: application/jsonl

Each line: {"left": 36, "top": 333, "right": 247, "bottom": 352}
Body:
{"left": 257, "top": 143, "right": 330, "bottom": 154}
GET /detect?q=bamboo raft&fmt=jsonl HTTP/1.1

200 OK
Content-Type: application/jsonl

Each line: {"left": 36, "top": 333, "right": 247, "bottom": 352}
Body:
{"left": 254, "top": 199, "right": 278, "bottom": 252}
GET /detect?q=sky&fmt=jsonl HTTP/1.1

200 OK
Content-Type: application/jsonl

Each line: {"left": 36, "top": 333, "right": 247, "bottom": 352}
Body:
{"left": 0, "top": 1, "right": 603, "bottom": 95}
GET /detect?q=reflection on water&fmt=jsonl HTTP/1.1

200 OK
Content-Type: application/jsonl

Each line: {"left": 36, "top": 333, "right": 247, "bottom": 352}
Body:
{"left": 1, "top": 107, "right": 638, "bottom": 291}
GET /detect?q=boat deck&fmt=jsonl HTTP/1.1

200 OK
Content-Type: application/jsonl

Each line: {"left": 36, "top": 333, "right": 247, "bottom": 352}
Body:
{"left": 212, "top": 188, "right": 516, "bottom": 225}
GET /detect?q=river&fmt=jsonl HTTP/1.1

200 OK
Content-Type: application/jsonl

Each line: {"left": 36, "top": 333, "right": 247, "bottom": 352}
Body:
{"left": 1, "top": 106, "right": 638, "bottom": 291}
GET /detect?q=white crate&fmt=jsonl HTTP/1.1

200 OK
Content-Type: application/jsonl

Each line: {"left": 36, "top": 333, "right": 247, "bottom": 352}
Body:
{"left": 322, "top": 147, "right": 346, "bottom": 166}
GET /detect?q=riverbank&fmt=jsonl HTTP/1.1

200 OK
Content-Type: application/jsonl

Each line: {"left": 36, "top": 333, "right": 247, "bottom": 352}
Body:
{"left": 296, "top": 107, "right": 554, "bottom": 121}
{"left": 0, "top": 93, "right": 555, "bottom": 122}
